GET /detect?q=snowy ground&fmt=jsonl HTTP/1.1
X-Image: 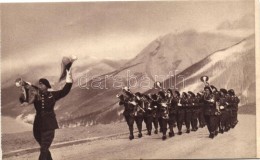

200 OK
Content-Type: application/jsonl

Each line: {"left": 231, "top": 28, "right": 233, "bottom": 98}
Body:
{"left": 3, "top": 114, "right": 256, "bottom": 160}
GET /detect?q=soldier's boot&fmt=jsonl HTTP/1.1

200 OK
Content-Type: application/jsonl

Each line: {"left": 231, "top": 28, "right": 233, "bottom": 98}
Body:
{"left": 215, "top": 130, "right": 218, "bottom": 136}
{"left": 169, "top": 129, "right": 174, "bottom": 137}
{"left": 186, "top": 129, "right": 190, "bottom": 134}
{"left": 154, "top": 129, "right": 158, "bottom": 134}
{"left": 209, "top": 132, "right": 215, "bottom": 139}
{"left": 148, "top": 130, "right": 151, "bottom": 136}
{"left": 162, "top": 135, "right": 167, "bottom": 140}
{"left": 129, "top": 131, "right": 134, "bottom": 140}
{"left": 178, "top": 130, "right": 182, "bottom": 135}
{"left": 219, "top": 128, "right": 224, "bottom": 134}
{"left": 129, "top": 135, "right": 134, "bottom": 140}
{"left": 138, "top": 133, "right": 142, "bottom": 138}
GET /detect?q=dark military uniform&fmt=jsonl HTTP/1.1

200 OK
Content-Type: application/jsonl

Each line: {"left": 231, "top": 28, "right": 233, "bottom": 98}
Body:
{"left": 185, "top": 96, "right": 192, "bottom": 133}
{"left": 119, "top": 94, "right": 136, "bottom": 140}
{"left": 229, "top": 90, "right": 240, "bottom": 128}
{"left": 33, "top": 83, "right": 72, "bottom": 160}
{"left": 218, "top": 96, "right": 228, "bottom": 133}
{"left": 150, "top": 94, "right": 159, "bottom": 134}
{"left": 225, "top": 94, "right": 232, "bottom": 131}
{"left": 197, "top": 93, "right": 206, "bottom": 128}
{"left": 157, "top": 91, "right": 169, "bottom": 140}
{"left": 159, "top": 99, "right": 169, "bottom": 140}
{"left": 143, "top": 96, "right": 151, "bottom": 135}
{"left": 203, "top": 91, "right": 218, "bottom": 138}
{"left": 134, "top": 96, "right": 145, "bottom": 138}
{"left": 168, "top": 96, "right": 178, "bottom": 137}
{"left": 177, "top": 94, "right": 187, "bottom": 135}
{"left": 191, "top": 95, "right": 200, "bottom": 131}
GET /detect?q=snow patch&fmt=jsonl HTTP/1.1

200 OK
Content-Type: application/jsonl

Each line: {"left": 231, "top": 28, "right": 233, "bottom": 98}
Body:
{"left": 191, "top": 40, "right": 246, "bottom": 78}
{"left": 16, "top": 113, "right": 35, "bottom": 124}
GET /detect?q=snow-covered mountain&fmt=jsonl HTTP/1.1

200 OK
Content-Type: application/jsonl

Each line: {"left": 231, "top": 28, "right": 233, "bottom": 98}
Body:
{"left": 165, "top": 34, "right": 255, "bottom": 106}
{"left": 1, "top": 30, "right": 254, "bottom": 128}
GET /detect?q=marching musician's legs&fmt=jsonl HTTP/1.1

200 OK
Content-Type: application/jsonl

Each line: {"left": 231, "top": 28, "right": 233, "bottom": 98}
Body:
{"left": 146, "top": 116, "right": 153, "bottom": 135}
{"left": 234, "top": 109, "right": 238, "bottom": 127}
{"left": 231, "top": 109, "right": 238, "bottom": 128}
{"left": 153, "top": 117, "right": 159, "bottom": 134}
{"left": 34, "top": 124, "right": 54, "bottom": 160}
{"left": 168, "top": 113, "right": 175, "bottom": 137}
{"left": 143, "top": 116, "right": 148, "bottom": 134}
{"left": 38, "top": 130, "right": 55, "bottom": 160}
{"left": 191, "top": 110, "right": 199, "bottom": 131}
{"left": 208, "top": 115, "right": 218, "bottom": 139}
{"left": 219, "top": 110, "right": 228, "bottom": 133}
{"left": 161, "top": 118, "right": 168, "bottom": 140}
{"left": 135, "top": 116, "right": 143, "bottom": 138}
{"left": 214, "top": 115, "right": 220, "bottom": 136}
{"left": 33, "top": 126, "right": 41, "bottom": 145}
{"left": 204, "top": 115, "right": 214, "bottom": 138}
{"left": 198, "top": 108, "right": 206, "bottom": 128}
{"left": 158, "top": 117, "right": 163, "bottom": 133}
{"left": 125, "top": 115, "right": 134, "bottom": 140}
{"left": 177, "top": 111, "right": 185, "bottom": 135}
{"left": 173, "top": 114, "right": 177, "bottom": 128}
{"left": 225, "top": 110, "right": 232, "bottom": 131}
{"left": 185, "top": 110, "right": 192, "bottom": 133}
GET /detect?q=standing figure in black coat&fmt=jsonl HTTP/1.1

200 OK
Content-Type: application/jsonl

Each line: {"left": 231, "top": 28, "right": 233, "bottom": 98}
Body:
{"left": 118, "top": 88, "right": 136, "bottom": 140}
{"left": 189, "top": 91, "right": 199, "bottom": 132}
{"left": 158, "top": 91, "right": 169, "bottom": 140}
{"left": 228, "top": 89, "right": 240, "bottom": 128}
{"left": 167, "top": 89, "right": 177, "bottom": 137}
{"left": 32, "top": 69, "right": 73, "bottom": 160}
{"left": 197, "top": 92, "right": 206, "bottom": 128}
{"left": 176, "top": 91, "right": 185, "bottom": 135}
{"left": 134, "top": 92, "right": 145, "bottom": 138}
{"left": 143, "top": 95, "right": 153, "bottom": 136}
{"left": 183, "top": 92, "right": 192, "bottom": 134}
{"left": 203, "top": 86, "right": 218, "bottom": 139}
{"left": 150, "top": 94, "right": 159, "bottom": 134}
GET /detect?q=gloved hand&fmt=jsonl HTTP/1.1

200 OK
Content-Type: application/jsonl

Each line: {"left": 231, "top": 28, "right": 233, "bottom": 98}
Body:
{"left": 66, "top": 68, "right": 73, "bottom": 83}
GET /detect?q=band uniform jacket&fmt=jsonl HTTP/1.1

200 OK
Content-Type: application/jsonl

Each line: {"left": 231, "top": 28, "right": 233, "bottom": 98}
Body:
{"left": 119, "top": 97, "right": 136, "bottom": 117}
{"left": 203, "top": 93, "right": 216, "bottom": 115}
{"left": 230, "top": 96, "right": 240, "bottom": 111}
{"left": 33, "top": 83, "right": 72, "bottom": 131}
{"left": 169, "top": 96, "right": 178, "bottom": 114}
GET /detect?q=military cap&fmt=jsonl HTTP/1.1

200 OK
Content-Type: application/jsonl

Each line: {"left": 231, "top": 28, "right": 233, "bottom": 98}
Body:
{"left": 188, "top": 91, "right": 195, "bottom": 97}
{"left": 228, "top": 89, "right": 235, "bottom": 96}
{"left": 204, "top": 86, "right": 212, "bottom": 93}
{"left": 219, "top": 88, "right": 228, "bottom": 94}
{"left": 175, "top": 90, "right": 180, "bottom": 97}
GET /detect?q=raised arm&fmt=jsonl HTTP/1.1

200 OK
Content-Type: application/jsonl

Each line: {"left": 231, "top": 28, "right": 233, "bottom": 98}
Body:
{"left": 52, "top": 69, "right": 73, "bottom": 101}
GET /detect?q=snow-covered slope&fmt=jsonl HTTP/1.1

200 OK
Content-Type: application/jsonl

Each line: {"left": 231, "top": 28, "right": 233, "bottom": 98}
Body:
{"left": 161, "top": 34, "right": 255, "bottom": 105}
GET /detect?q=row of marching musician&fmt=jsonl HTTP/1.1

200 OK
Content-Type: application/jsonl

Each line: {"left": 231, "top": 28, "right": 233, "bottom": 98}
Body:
{"left": 117, "top": 83, "right": 240, "bottom": 140}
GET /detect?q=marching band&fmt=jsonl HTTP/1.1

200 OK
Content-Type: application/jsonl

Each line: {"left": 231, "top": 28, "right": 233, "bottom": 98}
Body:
{"left": 117, "top": 76, "right": 240, "bottom": 140}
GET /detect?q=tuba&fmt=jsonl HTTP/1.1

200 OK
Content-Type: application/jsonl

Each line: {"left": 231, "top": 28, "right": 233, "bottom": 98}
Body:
{"left": 200, "top": 76, "right": 209, "bottom": 86}
{"left": 200, "top": 76, "right": 214, "bottom": 92}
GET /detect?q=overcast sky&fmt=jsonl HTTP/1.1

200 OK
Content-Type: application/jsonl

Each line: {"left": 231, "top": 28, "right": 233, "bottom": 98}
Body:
{"left": 1, "top": 0, "right": 255, "bottom": 76}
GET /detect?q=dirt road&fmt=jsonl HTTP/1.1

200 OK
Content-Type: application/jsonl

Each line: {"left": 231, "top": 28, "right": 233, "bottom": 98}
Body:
{"left": 4, "top": 114, "right": 256, "bottom": 159}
